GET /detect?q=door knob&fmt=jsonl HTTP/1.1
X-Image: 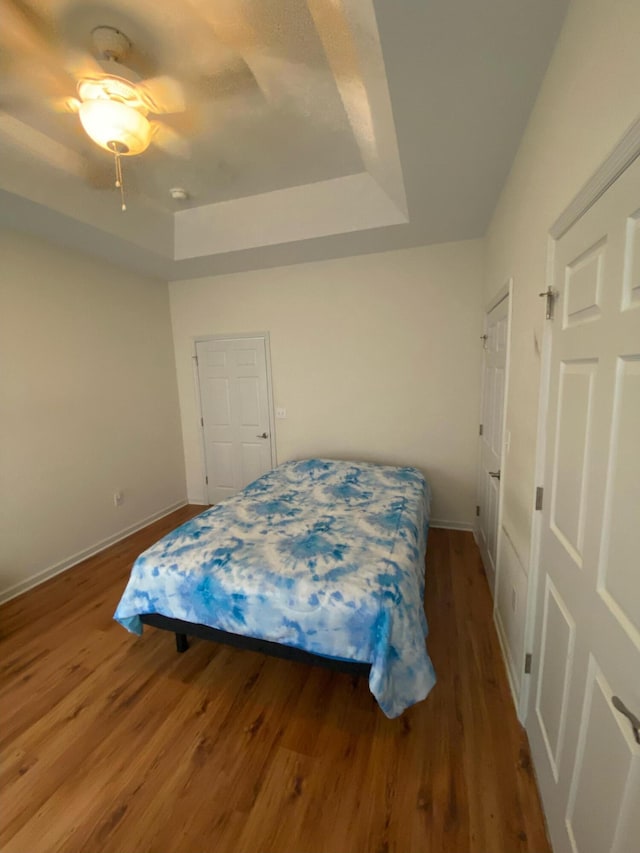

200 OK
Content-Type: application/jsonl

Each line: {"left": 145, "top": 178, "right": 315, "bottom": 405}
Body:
{"left": 489, "top": 470, "right": 501, "bottom": 480}
{"left": 256, "top": 432, "right": 269, "bottom": 439}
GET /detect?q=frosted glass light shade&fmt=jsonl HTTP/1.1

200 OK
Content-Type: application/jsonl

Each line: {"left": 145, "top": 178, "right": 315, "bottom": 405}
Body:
{"left": 79, "top": 99, "right": 152, "bottom": 155}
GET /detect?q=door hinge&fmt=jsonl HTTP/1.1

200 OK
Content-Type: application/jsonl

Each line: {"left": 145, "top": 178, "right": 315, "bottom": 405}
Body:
{"left": 535, "top": 486, "right": 544, "bottom": 511}
{"left": 200, "top": 416, "right": 204, "bottom": 427}
{"left": 538, "top": 286, "right": 555, "bottom": 320}
{"left": 205, "top": 475, "right": 208, "bottom": 485}
{"left": 192, "top": 354, "right": 198, "bottom": 366}
{"left": 524, "top": 653, "right": 532, "bottom": 675}
{"left": 476, "top": 505, "right": 480, "bottom": 517}
{"left": 479, "top": 424, "right": 483, "bottom": 436}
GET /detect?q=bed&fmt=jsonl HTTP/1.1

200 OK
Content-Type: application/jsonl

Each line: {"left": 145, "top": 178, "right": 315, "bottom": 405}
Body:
{"left": 114, "top": 458, "right": 436, "bottom": 717}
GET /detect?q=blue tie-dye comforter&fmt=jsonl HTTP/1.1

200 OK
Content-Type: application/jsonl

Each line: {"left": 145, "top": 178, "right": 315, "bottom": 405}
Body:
{"left": 114, "top": 458, "right": 436, "bottom": 717}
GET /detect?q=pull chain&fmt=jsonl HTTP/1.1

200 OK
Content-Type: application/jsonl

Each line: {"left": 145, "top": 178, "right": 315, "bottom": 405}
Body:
{"left": 113, "top": 151, "right": 127, "bottom": 211}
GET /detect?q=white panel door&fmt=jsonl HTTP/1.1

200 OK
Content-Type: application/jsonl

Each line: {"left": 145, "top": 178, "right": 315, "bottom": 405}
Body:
{"left": 196, "top": 336, "right": 273, "bottom": 504}
{"left": 529, "top": 156, "right": 640, "bottom": 853}
{"left": 477, "top": 294, "right": 509, "bottom": 593}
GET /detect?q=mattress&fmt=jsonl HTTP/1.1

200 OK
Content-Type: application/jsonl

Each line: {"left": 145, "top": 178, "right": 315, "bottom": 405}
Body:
{"left": 114, "top": 458, "right": 436, "bottom": 717}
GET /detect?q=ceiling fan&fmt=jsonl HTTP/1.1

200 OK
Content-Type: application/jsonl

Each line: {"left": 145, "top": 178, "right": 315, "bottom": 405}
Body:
{"left": 62, "top": 25, "right": 189, "bottom": 208}
{"left": 2, "top": 0, "right": 341, "bottom": 214}
{"left": 0, "top": 0, "right": 193, "bottom": 209}
{"left": 62, "top": 26, "right": 187, "bottom": 152}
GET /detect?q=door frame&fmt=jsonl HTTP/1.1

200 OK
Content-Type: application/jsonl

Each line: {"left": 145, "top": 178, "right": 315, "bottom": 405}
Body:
{"left": 192, "top": 332, "right": 278, "bottom": 503}
{"left": 474, "top": 279, "right": 513, "bottom": 604}
{"left": 523, "top": 113, "right": 640, "bottom": 726}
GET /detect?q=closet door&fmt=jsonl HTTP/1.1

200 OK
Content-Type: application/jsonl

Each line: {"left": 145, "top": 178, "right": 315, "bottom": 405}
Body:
{"left": 477, "top": 293, "right": 509, "bottom": 593}
{"left": 528, "top": 155, "right": 640, "bottom": 853}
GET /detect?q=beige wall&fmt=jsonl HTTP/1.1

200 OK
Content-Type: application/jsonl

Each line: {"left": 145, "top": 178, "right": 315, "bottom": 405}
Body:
{"left": 484, "top": 0, "right": 640, "bottom": 686}
{"left": 0, "top": 229, "right": 186, "bottom": 601}
{"left": 170, "top": 241, "right": 483, "bottom": 526}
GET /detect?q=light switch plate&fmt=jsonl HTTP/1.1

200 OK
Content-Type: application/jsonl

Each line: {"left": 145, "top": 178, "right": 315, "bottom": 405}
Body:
{"left": 276, "top": 408, "right": 286, "bottom": 419}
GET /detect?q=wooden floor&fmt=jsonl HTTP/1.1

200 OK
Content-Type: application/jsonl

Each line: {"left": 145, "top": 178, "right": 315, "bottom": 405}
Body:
{"left": 0, "top": 508, "right": 550, "bottom": 853}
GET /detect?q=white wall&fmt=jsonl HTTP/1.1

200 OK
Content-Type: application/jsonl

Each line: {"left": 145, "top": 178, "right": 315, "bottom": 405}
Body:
{"left": 170, "top": 241, "right": 483, "bottom": 527}
{"left": 0, "top": 229, "right": 187, "bottom": 601}
{"left": 484, "top": 0, "right": 640, "bottom": 692}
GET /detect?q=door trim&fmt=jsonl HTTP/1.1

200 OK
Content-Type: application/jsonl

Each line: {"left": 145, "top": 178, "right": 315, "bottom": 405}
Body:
{"left": 520, "top": 239, "right": 555, "bottom": 724}
{"left": 489, "top": 281, "right": 515, "bottom": 704}
{"left": 474, "top": 280, "right": 512, "bottom": 603}
{"left": 486, "top": 280, "right": 511, "bottom": 314}
{"left": 524, "top": 117, "right": 640, "bottom": 726}
{"left": 192, "top": 332, "right": 277, "bottom": 503}
{"left": 550, "top": 113, "right": 640, "bottom": 240}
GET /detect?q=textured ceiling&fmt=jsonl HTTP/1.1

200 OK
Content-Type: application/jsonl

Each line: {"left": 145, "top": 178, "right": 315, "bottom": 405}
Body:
{"left": 0, "top": 0, "right": 569, "bottom": 279}
{"left": 1, "top": 0, "right": 363, "bottom": 208}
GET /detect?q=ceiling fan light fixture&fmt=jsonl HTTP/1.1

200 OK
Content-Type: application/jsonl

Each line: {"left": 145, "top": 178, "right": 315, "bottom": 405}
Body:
{"left": 78, "top": 99, "right": 151, "bottom": 155}
{"left": 77, "top": 75, "right": 144, "bottom": 111}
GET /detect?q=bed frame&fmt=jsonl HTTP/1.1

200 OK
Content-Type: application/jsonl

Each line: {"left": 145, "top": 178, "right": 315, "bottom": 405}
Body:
{"left": 140, "top": 613, "right": 372, "bottom": 677}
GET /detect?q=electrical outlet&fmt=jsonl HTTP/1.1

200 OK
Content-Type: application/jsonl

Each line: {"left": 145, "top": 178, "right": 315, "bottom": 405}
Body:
{"left": 276, "top": 407, "right": 287, "bottom": 419}
{"left": 113, "top": 490, "right": 124, "bottom": 507}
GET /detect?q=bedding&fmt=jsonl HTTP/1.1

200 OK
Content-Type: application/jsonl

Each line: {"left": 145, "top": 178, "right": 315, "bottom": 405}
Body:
{"left": 114, "top": 458, "right": 436, "bottom": 717}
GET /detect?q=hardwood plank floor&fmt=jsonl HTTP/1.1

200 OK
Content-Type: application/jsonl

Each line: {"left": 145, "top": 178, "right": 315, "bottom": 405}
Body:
{"left": 0, "top": 508, "right": 551, "bottom": 853}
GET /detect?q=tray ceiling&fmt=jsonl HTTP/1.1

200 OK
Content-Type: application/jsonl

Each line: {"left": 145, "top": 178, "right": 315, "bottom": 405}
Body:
{"left": 0, "top": 0, "right": 569, "bottom": 279}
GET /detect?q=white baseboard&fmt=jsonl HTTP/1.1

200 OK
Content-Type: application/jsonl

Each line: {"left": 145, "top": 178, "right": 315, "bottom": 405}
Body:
{"left": 430, "top": 518, "right": 474, "bottom": 531}
{"left": 0, "top": 499, "right": 188, "bottom": 606}
{"left": 0, "top": 506, "right": 473, "bottom": 605}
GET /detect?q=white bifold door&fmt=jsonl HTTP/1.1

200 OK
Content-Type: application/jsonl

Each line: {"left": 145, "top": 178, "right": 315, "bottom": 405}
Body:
{"left": 196, "top": 336, "right": 274, "bottom": 505}
{"left": 477, "top": 294, "right": 509, "bottom": 593}
{"left": 529, "top": 156, "right": 640, "bottom": 853}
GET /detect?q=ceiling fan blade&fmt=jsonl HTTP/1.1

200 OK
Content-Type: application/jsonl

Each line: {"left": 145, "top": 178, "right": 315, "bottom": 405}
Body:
{"left": 0, "top": 112, "right": 118, "bottom": 190}
{"left": 0, "top": 0, "right": 75, "bottom": 97}
{"left": 0, "top": 111, "right": 85, "bottom": 176}
{"left": 5, "top": 57, "right": 75, "bottom": 106}
{"left": 48, "top": 96, "right": 80, "bottom": 113}
{"left": 138, "top": 76, "right": 186, "bottom": 115}
{"left": 65, "top": 50, "right": 104, "bottom": 82}
{"left": 150, "top": 120, "right": 190, "bottom": 158}
{"left": 197, "top": 60, "right": 258, "bottom": 100}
